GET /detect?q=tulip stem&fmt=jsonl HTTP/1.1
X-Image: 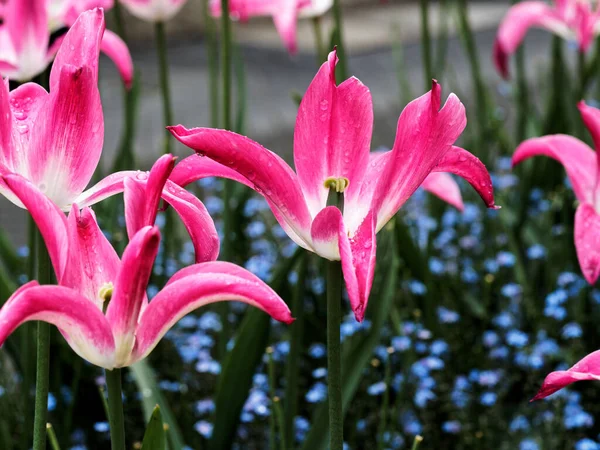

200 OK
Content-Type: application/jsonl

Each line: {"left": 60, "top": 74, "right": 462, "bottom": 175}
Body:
{"left": 105, "top": 368, "right": 126, "bottom": 450}
{"left": 203, "top": 0, "right": 220, "bottom": 128}
{"left": 32, "top": 232, "right": 52, "bottom": 450}
{"left": 155, "top": 21, "right": 174, "bottom": 155}
{"left": 419, "top": 0, "right": 432, "bottom": 90}
{"left": 312, "top": 17, "right": 325, "bottom": 65}
{"left": 332, "top": 0, "right": 348, "bottom": 82}
{"left": 327, "top": 258, "right": 343, "bottom": 450}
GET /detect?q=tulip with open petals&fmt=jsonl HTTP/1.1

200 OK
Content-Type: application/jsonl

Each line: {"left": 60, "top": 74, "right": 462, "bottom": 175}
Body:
{"left": 513, "top": 101, "right": 600, "bottom": 285}
{"left": 0, "top": 1, "right": 132, "bottom": 86}
{"left": 119, "top": 0, "right": 188, "bottom": 22}
{"left": 169, "top": 50, "right": 498, "bottom": 322}
{"left": 0, "top": 164, "right": 293, "bottom": 369}
{"left": 494, "top": 0, "right": 600, "bottom": 78}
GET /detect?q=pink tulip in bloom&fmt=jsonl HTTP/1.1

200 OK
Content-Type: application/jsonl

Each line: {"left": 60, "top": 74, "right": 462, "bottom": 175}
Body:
{"left": 513, "top": 101, "right": 600, "bottom": 285}
{"left": 169, "top": 50, "right": 498, "bottom": 322}
{"left": 0, "top": 9, "right": 143, "bottom": 214}
{"left": 494, "top": 0, "right": 600, "bottom": 78}
{"left": 210, "top": 0, "right": 320, "bottom": 54}
{"left": 119, "top": 0, "right": 188, "bottom": 22}
{"left": 0, "top": 0, "right": 132, "bottom": 86}
{"left": 0, "top": 160, "right": 293, "bottom": 369}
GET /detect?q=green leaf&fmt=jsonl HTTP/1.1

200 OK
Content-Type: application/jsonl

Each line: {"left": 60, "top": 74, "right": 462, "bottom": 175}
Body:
{"left": 209, "top": 248, "right": 303, "bottom": 450}
{"left": 130, "top": 360, "right": 186, "bottom": 450}
{"left": 141, "top": 405, "right": 166, "bottom": 450}
{"left": 301, "top": 229, "right": 399, "bottom": 450}
{"left": 0, "top": 228, "right": 21, "bottom": 275}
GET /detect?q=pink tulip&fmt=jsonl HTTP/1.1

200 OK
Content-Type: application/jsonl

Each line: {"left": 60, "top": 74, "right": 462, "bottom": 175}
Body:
{"left": 420, "top": 172, "right": 465, "bottom": 212}
{"left": 169, "top": 50, "right": 498, "bottom": 322}
{"left": 209, "top": 0, "right": 312, "bottom": 54}
{"left": 119, "top": 0, "right": 188, "bottom": 22}
{"left": 494, "top": 0, "right": 600, "bottom": 78}
{"left": 512, "top": 101, "right": 600, "bottom": 284}
{"left": 0, "top": 1, "right": 132, "bottom": 86}
{"left": 0, "top": 9, "right": 142, "bottom": 214}
{"left": 532, "top": 350, "right": 600, "bottom": 401}
{"left": 0, "top": 160, "right": 293, "bottom": 369}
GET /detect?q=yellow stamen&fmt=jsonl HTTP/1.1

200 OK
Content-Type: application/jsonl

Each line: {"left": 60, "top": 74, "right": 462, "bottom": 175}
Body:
{"left": 98, "top": 282, "right": 114, "bottom": 305}
{"left": 323, "top": 176, "right": 350, "bottom": 193}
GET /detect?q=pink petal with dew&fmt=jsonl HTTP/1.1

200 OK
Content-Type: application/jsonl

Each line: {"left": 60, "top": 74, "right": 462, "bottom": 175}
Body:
{"left": 0, "top": 284, "right": 116, "bottom": 368}
{"left": 295, "top": 49, "right": 373, "bottom": 215}
{"left": 574, "top": 202, "right": 600, "bottom": 284}
{"left": 420, "top": 172, "right": 464, "bottom": 212}
{"left": 106, "top": 226, "right": 160, "bottom": 366}
{"left": 512, "top": 135, "right": 597, "bottom": 205}
{"left": 100, "top": 29, "right": 134, "bottom": 89}
{"left": 532, "top": 350, "right": 600, "bottom": 401}
{"left": 62, "top": 206, "right": 120, "bottom": 310}
{"left": 432, "top": 146, "right": 498, "bottom": 210}
{"left": 131, "top": 268, "right": 294, "bottom": 364}
{"left": 373, "top": 81, "right": 467, "bottom": 230}
{"left": 168, "top": 125, "right": 313, "bottom": 246}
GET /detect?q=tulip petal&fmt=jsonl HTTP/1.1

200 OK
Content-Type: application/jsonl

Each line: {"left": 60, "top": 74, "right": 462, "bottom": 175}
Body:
{"left": 62, "top": 206, "right": 120, "bottom": 310}
{"left": 574, "top": 203, "right": 600, "bottom": 284}
{"left": 310, "top": 206, "right": 376, "bottom": 322}
{"left": 123, "top": 178, "right": 148, "bottom": 239}
{"left": 100, "top": 29, "right": 134, "bottom": 89}
{"left": 168, "top": 125, "right": 313, "bottom": 246}
{"left": 171, "top": 155, "right": 312, "bottom": 252}
{"left": 373, "top": 81, "right": 467, "bottom": 231}
{"left": 532, "top": 350, "right": 600, "bottom": 401}
{"left": 420, "top": 172, "right": 464, "bottom": 211}
{"left": 578, "top": 101, "right": 600, "bottom": 188}
{"left": 512, "top": 135, "right": 596, "bottom": 204}
{"left": 431, "top": 146, "right": 497, "bottom": 209}
{"left": 29, "top": 64, "right": 103, "bottom": 207}
{"left": 272, "top": 0, "right": 300, "bottom": 53}
{"left": 106, "top": 226, "right": 160, "bottom": 366}
{"left": 75, "top": 171, "right": 138, "bottom": 208}
{"left": 494, "top": 2, "right": 568, "bottom": 78}
{"left": 1, "top": 174, "right": 68, "bottom": 278}
{"left": 0, "top": 284, "right": 115, "bottom": 368}
{"left": 49, "top": 8, "right": 105, "bottom": 90}
{"left": 294, "top": 49, "right": 373, "bottom": 215}
{"left": 0, "top": 78, "right": 13, "bottom": 167}
{"left": 131, "top": 269, "right": 294, "bottom": 363}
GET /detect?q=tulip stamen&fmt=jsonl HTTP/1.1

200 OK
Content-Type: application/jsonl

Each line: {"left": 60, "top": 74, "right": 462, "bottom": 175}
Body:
{"left": 323, "top": 176, "right": 350, "bottom": 193}
{"left": 99, "top": 282, "right": 114, "bottom": 314}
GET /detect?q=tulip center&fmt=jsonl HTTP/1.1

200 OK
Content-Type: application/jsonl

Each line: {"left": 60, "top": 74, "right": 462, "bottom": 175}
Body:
{"left": 99, "top": 282, "right": 114, "bottom": 314}
{"left": 323, "top": 177, "right": 350, "bottom": 193}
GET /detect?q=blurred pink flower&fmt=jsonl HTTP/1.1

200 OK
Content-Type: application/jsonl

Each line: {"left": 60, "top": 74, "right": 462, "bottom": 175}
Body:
{"left": 119, "top": 0, "right": 188, "bottom": 22}
{"left": 513, "top": 101, "right": 600, "bottom": 285}
{"left": 210, "top": 0, "right": 330, "bottom": 54}
{"left": 169, "top": 49, "right": 498, "bottom": 322}
{"left": 0, "top": 157, "right": 292, "bottom": 369}
{"left": 0, "top": 0, "right": 132, "bottom": 86}
{"left": 494, "top": 0, "right": 600, "bottom": 78}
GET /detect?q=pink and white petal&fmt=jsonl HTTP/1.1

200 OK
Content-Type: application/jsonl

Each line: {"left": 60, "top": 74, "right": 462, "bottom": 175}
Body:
{"left": 144, "top": 154, "right": 176, "bottom": 225}
{"left": 373, "top": 82, "right": 467, "bottom": 230}
{"left": 0, "top": 284, "right": 116, "bottom": 369}
{"left": 494, "top": 2, "right": 569, "bottom": 78}
{"left": 131, "top": 271, "right": 293, "bottom": 364}
{"left": 0, "top": 77, "right": 13, "bottom": 168}
{"left": 512, "top": 135, "right": 596, "bottom": 204}
{"left": 574, "top": 203, "right": 600, "bottom": 284}
{"left": 62, "top": 206, "right": 120, "bottom": 309}
{"left": 49, "top": 8, "right": 105, "bottom": 90}
{"left": 431, "top": 146, "right": 497, "bottom": 210}
{"left": 577, "top": 101, "right": 600, "bottom": 189}
{"left": 294, "top": 50, "right": 373, "bottom": 215}
{"left": 100, "top": 29, "right": 134, "bottom": 89}
{"left": 532, "top": 350, "right": 600, "bottom": 401}
{"left": 105, "top": 226, "right": 159, "bottom": 366}
{"left": 1, "top": 174, "right": 68, "bottom": 278}
{"left": 29, "top": 65, "right": 103, "bottom": 207}
{"left": 75, "top": 170, "right": 138, "bottom": 208}
{"left": 160, "top": 180, "right": 220, "bottom": 263}
{"left": 123, "top": 177, "right": 148, "bottom": 239}
{"left": 164, "top": 261, "right": 263, "bottom": 288}
{"left": 272, "top": 0, "right": 300, "bottom": 54}
{"left": 310, "top": 206, "right": 377, "bottom": 322}
{"left": 168, "top": 125, "right": 313, "bottom": 244}
{"left": 170, "top": 155, "right": 313, "bottom": 251}
{"left": 5, "top": 0, "right": 48, "bottom": 67}
{"left": 420, "top": 172, "right": 464, "bottom": 211}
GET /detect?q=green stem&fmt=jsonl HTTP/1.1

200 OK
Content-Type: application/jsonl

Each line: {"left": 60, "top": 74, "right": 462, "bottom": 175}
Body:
{"left": 326, "top": 259, "right": 343, "bottom": 450}
{"left": 105, "top": 368, "right": 126, "bottom": 450}
{"left": 203, "top": 0, "right": 220, "bottom": 128}
{"left": 155, "top": 21, "right": 174, "bottom": 155}
{"left": 514, "top": 43, "right": 528, "bottom": 143}
{"left": 332, "top": 0, "right": 348, "bottom": 82}
{"left": 411, "top": 435, "right": 424, "bottom": 450}
{"left": 46, "top": 424, "right": 61, "bottom": 450}
{"left": 434, "top": 0, "right": 449, "bottom": 78}
{"left": 312, "top": 16, "right": 325, "bottom": 66}
{"left": 32, "top": 232, "right": 52, "bottom": 450}
{"left": 420, "top": 0, "right": 432, "bottom": 90}
{"left": 267, "top": 349, "right": 276, "bottom": 450}
{"left": 221, "top": 0, "right": 231, "bottom": 130}
{"left": 578, "top": 48, "right": 586, "bottom": 101}
{"left": 284, "top": 255, "right": 307, "bottom": 448}
{"left": 112, "top": 0, "right": 127, "bottom": 43}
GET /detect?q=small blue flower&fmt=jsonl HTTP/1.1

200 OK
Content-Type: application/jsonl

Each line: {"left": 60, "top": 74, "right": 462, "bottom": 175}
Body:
{"left": 94, "top": 421, "right": 110, "bottom": 433}
{"left": 483, "top": 330, "right": 500, "bottom": 347}
{"left": 575, "top": 438, "right": 600, "bottom": 450}
{"left": 509, "top": 415, "right": 529, "bottom": 432}
{"left": 367, "top": 381, "right": 387, "bottom": 396}
{"left": 407, "top": 280, "right": 427, "bottom": 295}
{"left": 497, "top": 251, "right": 516, "bottom": 267}
{"left": 493, "top": 312, "right": 513, "bottom": 329}
{"left": 526, "top": 244, "right": 546, "bottom": 260}
{"left": 477, "top": 370, "right": 502, "bottom": 387}
{"left": 194, "top": 420, "right": 213, "bottom": 438}
{"left": 437, "top": 307, "right": 460, "bottom": 324}
{"left": 506, "top": 330, "right": 529, "bottom": 348}
{"left": 430, "top": 339, "right": 449, "bottom": 356}
{"left": 306, "top": 382, "right": 327, "bottom": 403}
{"left": 391, "top": 336, "right": 412, "bottom": 352}
{"left": 47, "top": 392, "right": 57, "bottom": 411}
{"left": 429, "top": 257, "right": 446, "bottom": 275}
{"left": 544, "top": 304, "right": 567, "bottom": 321}
{"left": 442, "top": 420, "right": 461, "bottom": 434}
{"left": 308, "top": 343, "right": 326, "bottom": 359}
{"left": 489, "top": 346, "right": 509, "bottom": 360}
{"left": 312, "top": 367, "right": 327, "bottom": 379}
{"left": 479, "top": 392, "right": 497, "bottom": 406}
{"left": 414, "top": 388, "right": 436, "bottom": 408}
{"left": 562, "top": 322, "right": 583, "bottom": 339}
{"left": 295, "top": 416, "right": 310, "bottom": 442}
{"left": 501, "top": 283, "right": 522, "bottom": 297}
{"left": 519, "top": 439, "right": 539, "bottom": 450}
{"left": 546, "top": 289, "right": 569, "bottom": 306}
